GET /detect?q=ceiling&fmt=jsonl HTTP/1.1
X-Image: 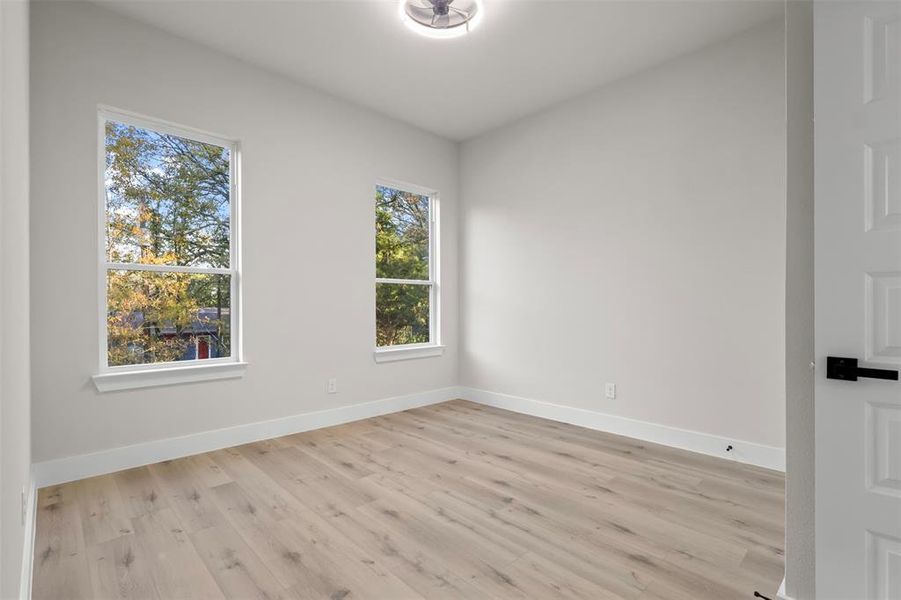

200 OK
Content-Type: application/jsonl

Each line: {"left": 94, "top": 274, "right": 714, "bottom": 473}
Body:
{"left": 94, "top": 0, "right": 784, "bottom": 141}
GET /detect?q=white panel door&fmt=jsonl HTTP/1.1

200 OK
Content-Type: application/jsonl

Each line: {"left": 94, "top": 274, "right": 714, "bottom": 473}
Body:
{"left": 815, "top": 1, "right": 901, "bottom": 598}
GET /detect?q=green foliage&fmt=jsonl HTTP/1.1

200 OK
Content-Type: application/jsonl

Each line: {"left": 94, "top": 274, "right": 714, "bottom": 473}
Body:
{"left": 375, "top": 187, "right": 431, "bottom": 346}
{"left": 376, "top": 186, "right": 429, "bottom": 280}
{"left": 376, "top": 283, "right": 430, "bottom": 347}
{"left": 105, "top": 122, "right": 230, "bottom": 268}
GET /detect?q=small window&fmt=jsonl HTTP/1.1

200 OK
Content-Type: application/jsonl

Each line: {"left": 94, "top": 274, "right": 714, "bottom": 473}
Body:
{"left": 100, "top": 110, "right": 240, "bottom": 372}
{"left": 375, "top": 183, "right": 440, "bottom": 354}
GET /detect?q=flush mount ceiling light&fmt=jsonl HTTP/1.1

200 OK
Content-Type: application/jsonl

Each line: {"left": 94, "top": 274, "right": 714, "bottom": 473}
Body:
{"left": 400, "top": 0, "right": 484, "bottom": 39}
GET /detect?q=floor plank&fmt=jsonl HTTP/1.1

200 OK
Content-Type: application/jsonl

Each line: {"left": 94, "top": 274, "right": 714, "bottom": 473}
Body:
{"left": 33, "top": 400, "right": 785, "bottom": 599}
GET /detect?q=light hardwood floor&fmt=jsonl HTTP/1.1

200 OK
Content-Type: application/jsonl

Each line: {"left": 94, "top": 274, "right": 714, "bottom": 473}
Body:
{"left": 32, "top": 400, "right": 785, "bottom": 600}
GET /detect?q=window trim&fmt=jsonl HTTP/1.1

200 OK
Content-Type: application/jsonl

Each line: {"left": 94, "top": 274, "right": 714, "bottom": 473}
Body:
{"left": 94, "top": 106, "right": 244, "bottom": 391}
{"left": 374, "top": 178, "right": 442, "bottom": 361}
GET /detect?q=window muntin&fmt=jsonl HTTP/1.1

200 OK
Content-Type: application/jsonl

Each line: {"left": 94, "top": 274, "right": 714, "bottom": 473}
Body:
{"left": 100, "top": 111, "right": 239, "bottom": 370}
{"left": 375, "top": 184, "right": 437, "bottom": 348}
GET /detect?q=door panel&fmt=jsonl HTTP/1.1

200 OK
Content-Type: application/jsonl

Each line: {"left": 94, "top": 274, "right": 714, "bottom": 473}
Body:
{"left": 815, "top": 1, "right": 901, "bottom": 598}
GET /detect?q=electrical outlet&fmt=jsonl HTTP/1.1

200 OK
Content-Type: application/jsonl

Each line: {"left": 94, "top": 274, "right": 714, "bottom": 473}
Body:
{"left": 327, "top": 378, "right": 337, "bottom": 394}
{"left": 605, "top": 382, "right": 616, "bottom": 399}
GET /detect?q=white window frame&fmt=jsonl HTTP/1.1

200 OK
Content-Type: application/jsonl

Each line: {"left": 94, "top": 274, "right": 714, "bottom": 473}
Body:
{"left": 374, "top": 178, "right": 444, "bottom": 363}
{"left": 92, "top": 107, "right": 245, "bottom": 392}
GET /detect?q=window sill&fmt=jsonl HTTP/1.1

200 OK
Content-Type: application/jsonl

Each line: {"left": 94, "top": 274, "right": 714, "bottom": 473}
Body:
{"left": 373, "top": 345, "right": 445, "bottom": 363}
{"left": 92, "top": 361, "right": 248, "bottom": 393}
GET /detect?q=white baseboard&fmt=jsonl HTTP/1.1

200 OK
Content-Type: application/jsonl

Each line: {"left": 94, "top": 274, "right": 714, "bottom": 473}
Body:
{"left": 31, "top": 384, "right": 784, "bottom": 488}
{"left": 33, "top": 386, "right": 462, "bottom": 488}
{"left": 19, "top": 474, "right": 36, "bottom": 600}
{"left": 777, "top": 577, "right": 793, "bottom": 600}
{"left": 460, "top": 387, "right": 785, "bottom": 472}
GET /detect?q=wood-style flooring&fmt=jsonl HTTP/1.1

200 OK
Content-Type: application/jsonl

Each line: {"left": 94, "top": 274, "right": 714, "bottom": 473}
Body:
{"left": 33, "top": 400, "right": 785, "bottom": 599}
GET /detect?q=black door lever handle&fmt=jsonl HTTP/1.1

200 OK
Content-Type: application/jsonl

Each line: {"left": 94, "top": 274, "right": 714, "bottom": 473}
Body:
{"left": 826, "top": 356, "right": 899, "bottom": 381}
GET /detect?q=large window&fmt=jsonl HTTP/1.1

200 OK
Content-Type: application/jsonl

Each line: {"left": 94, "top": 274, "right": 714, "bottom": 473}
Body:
{"left": 98, "top": 109, "right": 241, "bottom": 383}
{"left": 375, "top": 182, "right": 441, "bottom": 360}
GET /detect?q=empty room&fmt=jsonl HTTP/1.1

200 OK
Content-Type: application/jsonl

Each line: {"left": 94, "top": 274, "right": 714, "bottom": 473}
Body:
{"left": 1, "top": 0, "right": 899, "bottom": 598}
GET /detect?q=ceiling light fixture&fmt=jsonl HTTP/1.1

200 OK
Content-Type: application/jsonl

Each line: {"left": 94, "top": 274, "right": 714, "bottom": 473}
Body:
{"left": 399, "top": 0, "right": 484, "bottom": 40}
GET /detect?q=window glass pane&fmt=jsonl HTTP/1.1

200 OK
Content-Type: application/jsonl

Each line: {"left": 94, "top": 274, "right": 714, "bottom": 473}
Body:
{"left": 107, "top": 270, "right": 231, "bottom": 366}
{"left": 376, "top": 186, "right": 429, "bottom": 280}
{"left": 376, "top": 283, "right": 430, "bottom": 347}
{"left": 105, "top": 121, "right": 230, "bottom": 268}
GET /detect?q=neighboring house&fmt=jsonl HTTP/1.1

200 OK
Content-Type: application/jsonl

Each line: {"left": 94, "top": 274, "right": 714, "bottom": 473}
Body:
{"left": 120, "top": 307, "right": 230, "bottom": 361}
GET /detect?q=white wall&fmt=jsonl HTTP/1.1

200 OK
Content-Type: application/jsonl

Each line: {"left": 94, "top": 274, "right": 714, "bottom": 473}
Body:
{"left": 784, "top": 2, "right": 815, "bottom": 597}
{"left": 30, "top": 2, "right": 459, "bottom": 463}
{"left": 460, "top": 20, "right": 786, "bottom": 450}
{"left": 0, "top": 0, "right": 32, "bottom": 597}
